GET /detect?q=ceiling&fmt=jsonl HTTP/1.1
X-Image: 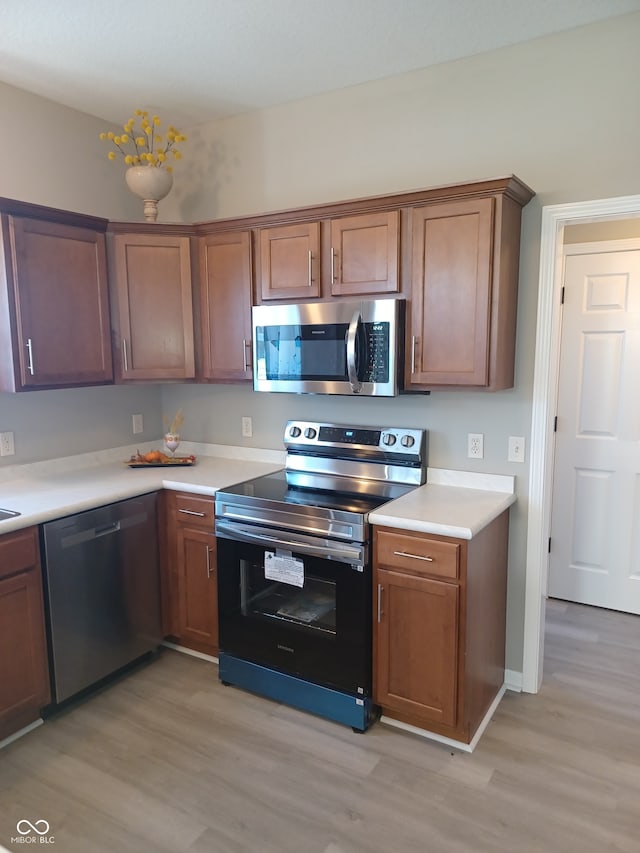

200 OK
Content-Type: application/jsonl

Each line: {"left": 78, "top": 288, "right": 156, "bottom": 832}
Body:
{"left": 2, "top": 0, "right": 639, "bottom": 129}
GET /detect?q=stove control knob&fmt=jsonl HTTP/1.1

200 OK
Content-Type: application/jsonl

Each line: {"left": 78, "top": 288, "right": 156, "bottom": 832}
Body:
{"left": 382, "top": 433, "right": 396, "bottom": 446}
{"left": 401, "top": 434, "right": 415, "bottom": 448}
{"left": 304, "top": 427, "right": 317, "bottom": 439}
{"left": 289, "top": 426, "right": 302, "bottom": 438}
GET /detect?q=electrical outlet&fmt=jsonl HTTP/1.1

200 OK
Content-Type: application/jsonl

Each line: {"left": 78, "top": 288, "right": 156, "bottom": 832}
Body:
{"left": 467, "top": 433, "right": 484, "bottom": 460}
{"left": 242, "top": 416, "right": 253, "bottom": 438}
{"left": 132, "top": 413, "right": 144, "bottom": 434}
{"left": 0, "top": 431, "right": 15, "bottom": 457}
{"left": 508, "top": 435, "right": 525, "bottom": 463}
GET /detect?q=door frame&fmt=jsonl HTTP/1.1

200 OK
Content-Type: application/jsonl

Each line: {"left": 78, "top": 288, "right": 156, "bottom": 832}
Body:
{"left": 522, "top": 193, "right": 640, "bottom": 693}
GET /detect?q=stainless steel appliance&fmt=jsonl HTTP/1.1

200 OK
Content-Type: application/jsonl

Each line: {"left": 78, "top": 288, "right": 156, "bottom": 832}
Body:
{"left": 41, "top": 493, "right": 162, "bottom": 705}
{"left": 215, "top": 421, "right": 427, "bottom": 731}
{"left": 252, "top": 297, "right": 404, "bottom": 396}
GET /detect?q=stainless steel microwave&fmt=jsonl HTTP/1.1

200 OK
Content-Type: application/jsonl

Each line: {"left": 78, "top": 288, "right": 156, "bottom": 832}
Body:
{"left": 252, "top": 298, "right": 404, "bottom": 396}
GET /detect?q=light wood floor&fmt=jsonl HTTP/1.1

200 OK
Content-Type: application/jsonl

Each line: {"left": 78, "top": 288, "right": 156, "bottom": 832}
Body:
{"left": 1, "top": 599, "right": 639, "bottom": 853}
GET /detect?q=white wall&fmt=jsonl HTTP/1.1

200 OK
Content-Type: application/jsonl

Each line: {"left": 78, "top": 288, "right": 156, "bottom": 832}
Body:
{"left": 2, "top": 13, "right": 639, "bottom": 674}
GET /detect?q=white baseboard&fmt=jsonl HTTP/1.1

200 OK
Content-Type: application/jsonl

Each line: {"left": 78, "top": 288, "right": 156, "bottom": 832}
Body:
{"left": 0, "top": 718, "right": 43, "bottom": 751}
{"left": 162, "top": 640, "right": 218, "bottom": 664}
{"left": 380, "top": 684, "right": 507, "bottom": 753}
{"left": 504, "top": 669, "right": 523, "bottom": 692}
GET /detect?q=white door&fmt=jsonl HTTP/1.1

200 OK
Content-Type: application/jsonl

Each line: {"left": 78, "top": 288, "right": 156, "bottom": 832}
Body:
{"left": 548, "top": 244, "right": 640, "bottom": 613}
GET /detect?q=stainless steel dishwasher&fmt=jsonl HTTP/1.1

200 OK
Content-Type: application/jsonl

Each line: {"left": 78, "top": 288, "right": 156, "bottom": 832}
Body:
{"left": 41, "top": 492, "right": 162, "bottom": 705}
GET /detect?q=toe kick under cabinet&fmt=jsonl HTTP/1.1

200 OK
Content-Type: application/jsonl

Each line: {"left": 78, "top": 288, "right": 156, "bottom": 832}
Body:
{"left": 373, "top": 512, "right": 509, "bottom": 745}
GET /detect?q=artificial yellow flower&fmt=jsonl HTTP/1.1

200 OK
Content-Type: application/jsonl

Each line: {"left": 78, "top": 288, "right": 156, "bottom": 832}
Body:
{"left": 99, "top": 110, "right": 187, "bottom": 170}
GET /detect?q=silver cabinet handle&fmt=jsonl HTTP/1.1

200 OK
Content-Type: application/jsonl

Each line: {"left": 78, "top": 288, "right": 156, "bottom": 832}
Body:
{"left": 242, "top": 338, "right": 251, "bottom": 372}
{"left": 330, "top": 247, "right": 337, "bottom": 285}
{"left": 393, "top": 550, "right": 434, "bottom": 562}
{"left": 308, "top": 249, "right": 313, "bottom": 287}
{"left": 122, "top": 339, "right": 129, "bottom": 372}
{"left": 178, "top": 509, "right": 206, "bottom": 517}
{"left": 411, "top": 336, "right": 417, "bottom": 374}
{"left": 206, "top": 545, "right": 213, "bottom": 578}
{"left": 377, "top": 583, "right": 384, "bottom": 623}
{"left": 25, "top": 338, "right": 35, "bottom": 375}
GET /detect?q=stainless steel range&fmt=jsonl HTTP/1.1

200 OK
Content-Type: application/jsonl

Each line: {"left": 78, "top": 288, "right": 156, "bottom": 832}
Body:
{"left": 214, "top": 421, "right": 427, "bottom": 731}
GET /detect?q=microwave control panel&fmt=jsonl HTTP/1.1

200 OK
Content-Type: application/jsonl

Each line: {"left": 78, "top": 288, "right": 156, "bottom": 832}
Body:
{"left": 363, "top": 322, "right": 390, "bottom": 382}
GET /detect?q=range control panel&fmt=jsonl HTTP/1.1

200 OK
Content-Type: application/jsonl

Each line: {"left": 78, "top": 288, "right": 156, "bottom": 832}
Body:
{"left": 284, "top": 421, "right": 426, "bottom": 457}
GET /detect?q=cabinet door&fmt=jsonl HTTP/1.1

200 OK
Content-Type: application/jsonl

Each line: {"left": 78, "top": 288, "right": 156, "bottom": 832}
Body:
{"left": 112, "top": 233, "right": 195, "bottom": 380}
{"left": 259, "top": 222, "right": 320, "bottom": 300}
{"left": 175, "top": 525, "right": 218, "bottom": 655}
{"left": 0, "top": 528, "right": 50, "bottom": 739}
{"left": 407, "top": 197, "right": 494, "bottom": 388}
{"left": 374, "top": 568, "right": 458, "bottom": 728}
{"left": 2, "top": 215, "right": 113, "bottom": 390}
{"left": 329, "top": 211, "right": 399, "bottom": 296}
{"left": 199, "top": 231, "right": 253, "bottom": 381}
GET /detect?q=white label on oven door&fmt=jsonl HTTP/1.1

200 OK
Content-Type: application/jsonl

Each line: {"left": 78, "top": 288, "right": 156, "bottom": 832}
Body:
{"left": 264, "top": 550, "right": 304, "bottom": 588}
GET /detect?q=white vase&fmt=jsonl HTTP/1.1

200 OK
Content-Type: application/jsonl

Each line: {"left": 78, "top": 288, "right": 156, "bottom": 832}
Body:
{"left": 125, "top": 166, "right": 173, "bottom": 222}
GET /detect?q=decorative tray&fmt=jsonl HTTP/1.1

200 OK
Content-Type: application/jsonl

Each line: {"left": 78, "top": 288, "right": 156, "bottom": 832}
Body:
{"left": 126, "top": 455, "right": 196, "bottom": 468}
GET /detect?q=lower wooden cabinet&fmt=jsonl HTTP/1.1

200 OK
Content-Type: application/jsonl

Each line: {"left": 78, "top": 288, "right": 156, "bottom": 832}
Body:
{"left": 373, "top": 513, "right": 509, "bottom": 744}
{"left": 162, "top": 491, "right": 218, "bottom": 656}
{"left": 0, "top": 527, "right": 51, "bottom": 740}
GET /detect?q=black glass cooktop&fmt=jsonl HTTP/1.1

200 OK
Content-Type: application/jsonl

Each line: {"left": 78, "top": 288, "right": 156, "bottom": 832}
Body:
{"left": 217, "top": 469, "right": 395, "bottom": 515}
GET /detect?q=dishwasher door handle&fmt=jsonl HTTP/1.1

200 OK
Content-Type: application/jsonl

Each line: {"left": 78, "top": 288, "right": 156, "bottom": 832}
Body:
{"left": 93, "top": 521, "right": 121, "bottom": 539}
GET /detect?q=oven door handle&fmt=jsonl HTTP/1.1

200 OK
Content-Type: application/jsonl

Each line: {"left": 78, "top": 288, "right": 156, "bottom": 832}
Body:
{"left": 215, "top": 519, "right": 365, "bottom": 568}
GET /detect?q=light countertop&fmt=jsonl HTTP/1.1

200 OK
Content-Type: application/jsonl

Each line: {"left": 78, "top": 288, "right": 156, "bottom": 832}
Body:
{"left": 0, "top": 444, "right": 515, "bottom": 539}
{"left": 0, "top": 442, "right": 284, "bottom": 534}
{"left": 369, "top": 481, "right": 515, "bottom": 539}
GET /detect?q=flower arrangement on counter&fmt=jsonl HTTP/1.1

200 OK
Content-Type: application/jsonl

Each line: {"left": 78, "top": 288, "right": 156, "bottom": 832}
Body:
{"left": 99, "top": 110, "right": 187, "bottom": 171}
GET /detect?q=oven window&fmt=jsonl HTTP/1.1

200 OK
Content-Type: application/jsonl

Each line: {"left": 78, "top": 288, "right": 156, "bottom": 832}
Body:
{"left": 240, "top": 559, "right": 336, "bottom": 637}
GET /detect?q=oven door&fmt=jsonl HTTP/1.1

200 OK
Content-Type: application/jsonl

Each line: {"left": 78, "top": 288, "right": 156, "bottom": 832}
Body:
{"left": 216, "top": 521, "right": 371, "bottom": 696}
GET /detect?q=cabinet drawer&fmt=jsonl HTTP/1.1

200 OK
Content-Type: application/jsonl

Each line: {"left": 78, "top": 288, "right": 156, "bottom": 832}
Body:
{"left": 173, "top": 493, "right": 215, "bottom": 527}
{"left": 0, "top": 527, "right": 39, "bottom": 579}
{"left": 375, "top": 529, "right": 460, "bottom": 580}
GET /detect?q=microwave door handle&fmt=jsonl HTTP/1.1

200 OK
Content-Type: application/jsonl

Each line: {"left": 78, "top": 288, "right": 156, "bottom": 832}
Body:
{"left": 346, "top": 310, "right": 363, "bottom": 393}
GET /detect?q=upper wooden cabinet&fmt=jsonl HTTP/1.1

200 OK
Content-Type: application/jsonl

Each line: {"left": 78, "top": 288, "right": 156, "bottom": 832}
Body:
{"left": 405, "top": 187, "right": 527, "bottom": 390}
{"left": 257, "top": 211, "right": 400, "bottom": 301}
{"left": 198, "top": 230, "right": 253, "bottom": 382}
{"left": 109, "top": 226, "right": 195, "bottom": 381}
{"left": 259, "top": 222, "right": 321, "bottom": 301}
{"left": 0, "top": 200, "right": 113, "bottom": 392}
{"left": 329, "top": 210, "right": 399, "bottom": 296}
